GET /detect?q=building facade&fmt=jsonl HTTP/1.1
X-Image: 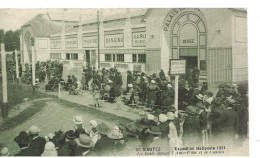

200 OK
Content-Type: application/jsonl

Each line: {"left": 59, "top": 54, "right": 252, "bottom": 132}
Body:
{"left": 20, "top": 8, "right": 248, "bottom": 85}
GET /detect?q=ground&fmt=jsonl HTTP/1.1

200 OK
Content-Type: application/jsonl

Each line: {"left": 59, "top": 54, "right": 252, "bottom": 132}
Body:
{"left": 0, "top": 82, "right": 145, "bottom": 156}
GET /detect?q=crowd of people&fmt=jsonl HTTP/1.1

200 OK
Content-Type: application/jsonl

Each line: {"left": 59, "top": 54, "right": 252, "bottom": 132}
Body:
{"left": 0, "top": 81, "right": 248, "bottom": 156}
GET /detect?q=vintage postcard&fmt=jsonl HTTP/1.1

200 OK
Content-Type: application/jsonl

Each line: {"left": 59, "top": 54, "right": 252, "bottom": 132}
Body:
{"left": 0, "top": 8, "right": 248, "bottom": 156}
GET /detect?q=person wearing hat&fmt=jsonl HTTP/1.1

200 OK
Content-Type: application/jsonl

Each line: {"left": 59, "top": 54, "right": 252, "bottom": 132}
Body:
{"left": 161, "top": 83, "right": 174, "bottom": 107}
{"left": 74, "top": 134, "right": 96, "bottom": 156}
{"left": 14, "top": 131, "right": 39, "bottom": 156}
{"left": 182, "top": 106, "right": 201, "bottom": 146}
{"left": 27, "top": 125, "right": 46, "bottom": 155}
{"left": 93, "top": 123, "right": 114, "bottom": 156}
{"left": 73, "top": 116, "right": 86, "bottom": 138}
{"left": 0, "top": 143, "right": 9, "bottom": 156}
{"left": 211, "top": 98, "right": 239, "bottom": 147}
{"left": 166, "top": 112, "right": 180, "bottom": 148}
{"left": 146, "top": 126, "right": 168, "bottom": 148}
{"left": 107, "top": 126, "right": 125, "bottom": 154}
{"left": 147, "top": 80, "right": 160, "bottom": 108}
{"left": 58, "top": 130, "right": 77, "bottom": 156}
{"left": 84, "top": 120, "right": 99, "bottom": 145}
{"left": 157, "top": 114, "right": 169, "bottom": 140}
{"left": 41, "top": 142, "right": 58, "bottom": 156}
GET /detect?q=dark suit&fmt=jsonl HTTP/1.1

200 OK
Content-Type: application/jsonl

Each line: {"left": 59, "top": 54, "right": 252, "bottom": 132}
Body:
{"left": 183, "top": 115, "right": 201, "bottom": 146}
{"left": 212, "top": 108, "right": 239, "bottom": 146}
{"left": 93, "top": 135, "right": 114, "bottom": 156}
{"left": 15, "top": 147, "right": 40, "bottom": 156}
{"left": 74, "top": 146, "right": 96, "bottom": 156}
{"left": 28, "top": 136, "right": 46, "bottom": 155}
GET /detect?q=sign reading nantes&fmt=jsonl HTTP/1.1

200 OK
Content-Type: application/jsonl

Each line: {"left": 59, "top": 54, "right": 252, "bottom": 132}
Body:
{"left": 132, "top": 32, "right": 146, "bottom": 47}
{"left": 82, "top": 36, "right": 98, "bottom": 48}
{"left": 105, "top": 34, "right": 124, "bottom": 47}
{"left": 170, "top": 59, "right": 186, "bottom": 75}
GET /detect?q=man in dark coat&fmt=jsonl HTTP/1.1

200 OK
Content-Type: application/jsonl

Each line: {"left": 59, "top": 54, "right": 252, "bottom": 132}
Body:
{"left": 14, "top": 131, "right": 40, "bottom": 156}
{"left": 183, "top": 106, "right": 201, "bottom": 146}
{"left": 93, "top": 123, "right": 114, "bottom": 156}
{"left": 58, "top": 130, "right": 77, "bottom": 156}
{"left": 27, "top": 125, "right": 46, "bottom": 155}
{"left": 211, "top": 98, "right": 239, "bottom": 146}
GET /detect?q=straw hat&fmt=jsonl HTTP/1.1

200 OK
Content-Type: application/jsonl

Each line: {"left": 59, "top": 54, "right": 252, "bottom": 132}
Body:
{"left": 96, "top": 123, "right": 111, "bottom": 135}
{"left": 167, "top": 84, "right": 172, "bottom": 88}
{"left": 159, "top": 114, "right": 168, "bottom": 123}
{"left": 44, "top": 142, "right": 57, "bottom": 151}
{"left": 28, "top": 125, "right": 41, "bottom": 135}
{"left": 185, "top": 106, "right": 198, "bottom": 115}
{"left": 148, "top": 126, "right": 162, "bottom": 135}
{"left": 151, "top": 80, "right": 156, "bottom": 84}
{"left": 226, "top": 97, "right": 236, "bottom": 105}
{"left": 196, "top": 94, "right": 204, "bottom": 100}
{"left": 206, "top": 97, "right": 214, "bottom": 104}
{"left": 108, "top": 80, "right": 113, "bottom": 83}
{"left": 166, "top": 112, "right": 175, "bottom": 120}
{"left": 65, "top": 130, "right": 76, "bottom": 140}
{"left": 147, "top": 114, "right": 155, "bottom": 120}
{"left": 128, "top": 84, "right": 133, "bottom": 88}
{"left": 0, "top": 147, "right": 9, "bottom": 156}
{"left": 73, "top": 116, "right": 83, "bottom": 125}
{"left": 75, "top": 134, "right": 94, "bottom": 148}
{"left": 107, "top": 126, "right": 124, "bottom": 140}
{"left": 89, "top": 120, "right": 97, "bottom": 128}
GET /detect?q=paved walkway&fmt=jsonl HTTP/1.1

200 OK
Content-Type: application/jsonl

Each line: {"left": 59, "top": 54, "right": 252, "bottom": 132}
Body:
{"left": 37, "top": 87, "right": 144, "bottom": 121}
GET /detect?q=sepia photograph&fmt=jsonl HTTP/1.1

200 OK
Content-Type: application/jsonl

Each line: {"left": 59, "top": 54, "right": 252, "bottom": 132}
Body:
{"left": 0, "top": 7, "right": 249, "bottom": 156}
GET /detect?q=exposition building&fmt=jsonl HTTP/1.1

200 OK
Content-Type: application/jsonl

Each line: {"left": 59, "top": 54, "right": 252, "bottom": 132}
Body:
{"left": 19, "top": 8, "right": 247, "bottom": 85}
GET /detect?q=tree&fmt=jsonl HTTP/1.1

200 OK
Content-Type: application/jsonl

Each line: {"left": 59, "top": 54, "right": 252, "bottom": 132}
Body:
{"left": 3, "top": 29, "right": 20, "bottom": 51}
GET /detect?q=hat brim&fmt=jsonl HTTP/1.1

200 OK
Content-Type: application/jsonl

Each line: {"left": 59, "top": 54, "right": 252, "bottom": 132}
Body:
{"left": 73, "top": 119, "right": 83, "bottom": 125}
{"left": 107, "top": 133, "right": 123, "bottom": 140}
{"left": 148, "top": 131, "right": 162, "bottom": 135}
{"left": 75, "top": 138, "right": 94, "bottom": 148}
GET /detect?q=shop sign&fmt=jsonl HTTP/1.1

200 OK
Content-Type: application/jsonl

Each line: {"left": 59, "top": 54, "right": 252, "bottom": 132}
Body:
{"left": 50, "top": 39, "right": 61, "bottom": 49}
{"left": 170, "top": 59, "right": 186, "bottom": 75}
{"left": 104, "top": 34, "right": 124, "bottom": 47}
{"left": 132, "top": 32, "right": 146, "bottom": 47}
{"left": 65, "top": 38, "right": 78, "bottom": 48}
{"left": 82, "top": 36, "right": 98, "bottom": 48}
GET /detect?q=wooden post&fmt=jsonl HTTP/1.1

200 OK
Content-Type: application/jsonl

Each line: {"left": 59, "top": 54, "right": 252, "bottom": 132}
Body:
{"left": 174, "top": 75, "right": 179, "bottom": 117}
{"left": 31, "top": 37, "right": 36, "bottom": 93}
{"left": 1, "top": 43, "right": 8, "bottom": 103}
{"left": 97, "top": 10, "right": 100, "bottom": 69}
{"left": 15, "top": 49, "right": 19, "bottom": 80}
{"left": 58, "top": 83, "right": 61, "bottom": 99}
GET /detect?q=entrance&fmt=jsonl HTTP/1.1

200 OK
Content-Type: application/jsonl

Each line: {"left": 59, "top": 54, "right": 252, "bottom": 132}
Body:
{"left": 179, "top": 48, "right": 198, "bottom": 70}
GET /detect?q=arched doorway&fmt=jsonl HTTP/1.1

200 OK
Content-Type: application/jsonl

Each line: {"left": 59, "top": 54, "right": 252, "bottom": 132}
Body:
{"left": 171, "top": 12, "right": 207, "bottom": 81}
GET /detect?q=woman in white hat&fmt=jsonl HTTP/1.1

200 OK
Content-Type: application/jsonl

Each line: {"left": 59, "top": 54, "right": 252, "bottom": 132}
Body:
{"left": 85, "top": 120, "right": 99, "bottom": 145}
{"left": 41, "top": 142, "right": 58, "bottom": 156}
{"left": 166, "top": 112, "right": 180, "bottom": 148}
{"left": 73, "top": 116, "right": 85, "bottom": 137}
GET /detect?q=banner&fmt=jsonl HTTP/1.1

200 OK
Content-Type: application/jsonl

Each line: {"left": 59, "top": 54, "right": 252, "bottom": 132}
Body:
{"left": 82, "top": 36, "right": 98, "bottom": 48}
{"left": 132, "top": 32, "right": 146, "bottom": 47}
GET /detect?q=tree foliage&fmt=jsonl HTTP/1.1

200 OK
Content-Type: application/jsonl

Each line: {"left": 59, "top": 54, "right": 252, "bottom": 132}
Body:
{"left": 0, "top": 29, "right": 20, "bottom": 51}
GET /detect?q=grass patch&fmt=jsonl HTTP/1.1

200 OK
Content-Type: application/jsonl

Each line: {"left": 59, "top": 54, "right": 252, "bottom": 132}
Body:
{"left": 0, "top": 82, "right": 54, "bottom": 110}
{"left": 55, "top": 99, "right": 133, "bottom": 125}
{"left": 0, "top": 100, "right": 48, "bottom": 131}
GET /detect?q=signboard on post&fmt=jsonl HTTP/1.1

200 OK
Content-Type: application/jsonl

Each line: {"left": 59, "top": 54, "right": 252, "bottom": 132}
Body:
{"left": 169, "top": 59, "right": 186, "bottom": 117}
{"left": 169, "top": 59, "right": 186, "bottom": 75}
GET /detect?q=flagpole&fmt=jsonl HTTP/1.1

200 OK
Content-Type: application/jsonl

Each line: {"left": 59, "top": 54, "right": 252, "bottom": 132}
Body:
{"left": 97, "top": 10, "right": 100, "bottom": 69}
